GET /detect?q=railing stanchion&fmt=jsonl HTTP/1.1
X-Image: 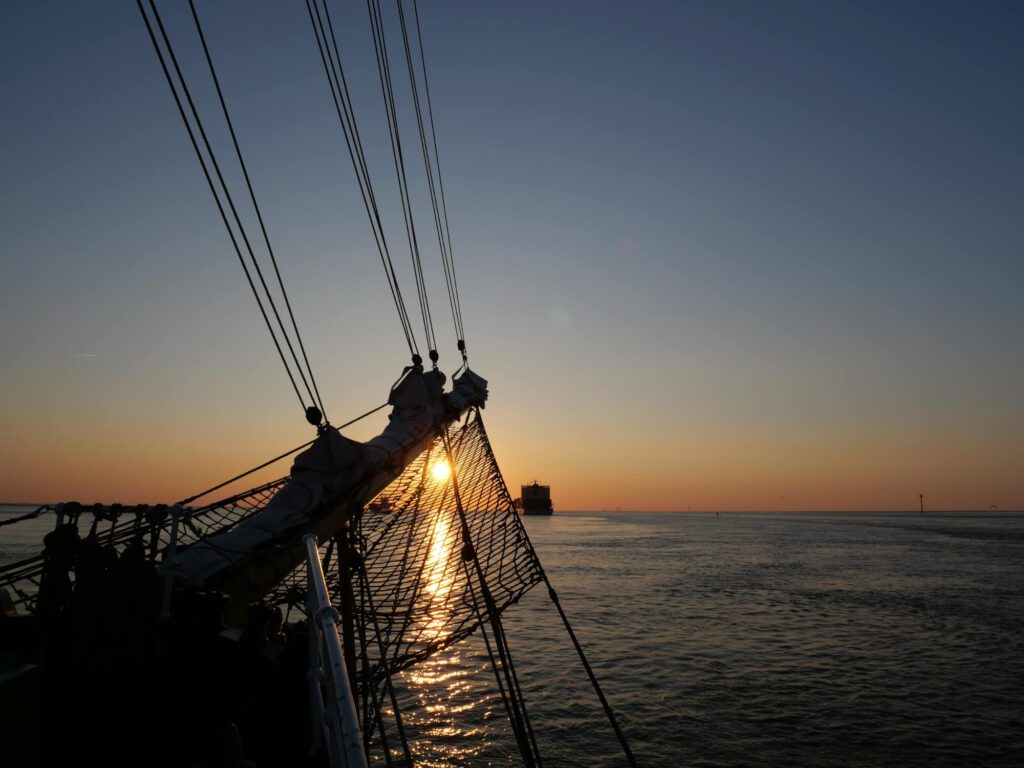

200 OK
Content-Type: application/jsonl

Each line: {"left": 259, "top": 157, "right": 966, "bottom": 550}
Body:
{"left": 305, "top": 533, "right": 368, "bottom": 768}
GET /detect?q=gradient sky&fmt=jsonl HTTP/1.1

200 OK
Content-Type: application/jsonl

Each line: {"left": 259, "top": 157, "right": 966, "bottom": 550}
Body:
{"left": 2, "top": 1, "right": 1022, "bottom": 511}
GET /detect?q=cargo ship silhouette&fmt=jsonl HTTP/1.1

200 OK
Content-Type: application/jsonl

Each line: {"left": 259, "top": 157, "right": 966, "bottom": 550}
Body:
{"left": 517, "top": 482, "right": 554, "bottom": 515}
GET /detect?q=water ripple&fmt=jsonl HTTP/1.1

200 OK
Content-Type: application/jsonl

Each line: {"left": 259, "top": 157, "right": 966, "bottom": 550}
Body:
{"left": 404, "top": 512, "right": 1024, "bottom": 766}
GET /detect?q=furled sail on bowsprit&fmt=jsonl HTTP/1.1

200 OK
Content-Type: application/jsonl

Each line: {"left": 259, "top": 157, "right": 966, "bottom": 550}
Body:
{"left": 159, "top": 367, "right": 490, "bottom": 613}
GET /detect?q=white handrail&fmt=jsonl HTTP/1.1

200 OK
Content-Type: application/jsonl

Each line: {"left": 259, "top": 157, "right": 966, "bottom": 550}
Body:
{"left": 305, "top": 534, "right": 368, "bottom": 768}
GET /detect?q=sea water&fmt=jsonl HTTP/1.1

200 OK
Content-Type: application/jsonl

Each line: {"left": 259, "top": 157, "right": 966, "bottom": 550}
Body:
{"left": 3, "top": 508, "right": 1023, "bottom": 766}
{"left": 388, "top": 512, "right": 1024, "bottom": 767}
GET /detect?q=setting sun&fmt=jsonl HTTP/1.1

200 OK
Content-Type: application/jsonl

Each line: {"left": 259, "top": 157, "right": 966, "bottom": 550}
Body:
{"left": 430, "top": 461, "right": 452, "bottom": 483}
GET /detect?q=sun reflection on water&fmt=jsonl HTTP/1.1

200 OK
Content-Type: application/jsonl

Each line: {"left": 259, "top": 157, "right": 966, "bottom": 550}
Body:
{"left": 397, "top": 642, "right": 500, "bottom": 767}
{"left": 381, "top": 508, "right": 502, "bottom": 766}
{"left": 422, "top": 508, "right": 457, "bottom": 643}
{"left": 424, "top": 509, "right": 453, "bottom": 599}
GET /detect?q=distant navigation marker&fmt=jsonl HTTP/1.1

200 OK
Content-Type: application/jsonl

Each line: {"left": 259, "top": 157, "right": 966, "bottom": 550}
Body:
{"left": 919, "top": 494, "right": 924, "bottom": 515}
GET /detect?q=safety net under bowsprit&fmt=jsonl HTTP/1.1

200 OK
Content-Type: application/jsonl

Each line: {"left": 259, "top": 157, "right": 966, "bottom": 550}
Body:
{"left": 269, "top": 407, "right": 547, "bottom": 684}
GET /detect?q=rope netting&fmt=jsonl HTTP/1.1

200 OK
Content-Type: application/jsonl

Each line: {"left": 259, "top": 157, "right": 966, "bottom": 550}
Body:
{"left": 268, "top": 408, "right": 545, "bottom": 685}
{"left": 0, "top": 479, "right": 288, "bottom": 614}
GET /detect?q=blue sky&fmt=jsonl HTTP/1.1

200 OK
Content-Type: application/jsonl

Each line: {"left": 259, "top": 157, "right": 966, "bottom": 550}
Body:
{"left": 1, "top": 1, "right": 1022, "bottom": 509}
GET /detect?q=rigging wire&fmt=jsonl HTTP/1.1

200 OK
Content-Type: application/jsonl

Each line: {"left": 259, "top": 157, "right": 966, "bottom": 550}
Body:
{"left": 411, "top": 0, "right": 466, "bottom": 350}
{"left": 137, "top": 0, "right": 310, "bottom": 414}
{"left": 319, "top": 0, "right": 425, "bottom": 358}
{"left": 543, "top": 579, "right": 639, "bottom": 767}
{"left": 463, "top": 560, "right": 543, "bottom": 767}
{"left": 305, "top": 0, "right": 420, "bottom": 361}
{"left": 468, "top": 409, "right": 639, "bottom": 766}
{"left": 175, "top": 401, "right": 388, "bottom": 507}
{"left": 307, "top": 0, "right": 467, "bottom": 366}
{"left": 363, "top": 0, "right": 438, "bottom": 358}
{"left": 139, "top": 0, "right": 335, "bottom": 424}
{"left": 352, "top": 529, "right": 414, "bottom": 766}
{"left": 188, "top": 0, "right": 327, "bottom": 421}
{"left": 309, "top": 0, "right": 418, "bottom": 359}
{"left": 400, "top": 0, "right": 466, "bottom": 354}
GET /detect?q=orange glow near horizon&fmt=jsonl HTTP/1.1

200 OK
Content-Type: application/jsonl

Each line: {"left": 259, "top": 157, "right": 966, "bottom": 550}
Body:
{"left": 0, "top": 403, "right": 1022, "bottom": 511}
{"left": 0, "top": 366, "right": 1022, "bottom": 512}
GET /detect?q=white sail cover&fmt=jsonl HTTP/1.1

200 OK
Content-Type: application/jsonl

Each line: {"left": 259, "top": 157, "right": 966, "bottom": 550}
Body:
{"left": 160, "top": 368, "right": 488, "bottom": 588}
